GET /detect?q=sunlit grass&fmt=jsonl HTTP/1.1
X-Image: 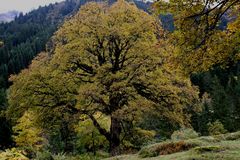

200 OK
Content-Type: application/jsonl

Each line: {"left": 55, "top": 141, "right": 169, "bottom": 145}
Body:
{"left": 105, "top": 132, "right": 240, "bottom": 160}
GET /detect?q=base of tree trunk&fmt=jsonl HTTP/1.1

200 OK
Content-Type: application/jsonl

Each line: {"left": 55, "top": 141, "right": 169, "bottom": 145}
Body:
{"left": 110, "top": 116, "right": 121, "bottom": 156}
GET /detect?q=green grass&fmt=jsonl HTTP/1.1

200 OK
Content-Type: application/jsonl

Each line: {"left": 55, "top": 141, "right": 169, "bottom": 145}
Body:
{"left": 105, "top": 131, "right": 240, "bottom": 160}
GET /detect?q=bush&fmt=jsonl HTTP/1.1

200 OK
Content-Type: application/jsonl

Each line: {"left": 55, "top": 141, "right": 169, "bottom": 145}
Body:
{"left": 130, "top": 128, "right": 156, "bottom": 147}
{"left": 139, "top": 141, "right": 196, "bottom": 158}
{"left": 35, "top": 151, "right": 53, "bottom": 160}
{"left": 215, "top": 131, "right": 240, "bottom": 141}
{"left": 224, "top": 131, "right": 240, "bottom": 140}
{"left": 0, "top": 148, "right": 29, "bottom": 160}
{"left": 197, "top": 136, "right": 220, "bottom": 143}
{"left": 52, "top": 153, "right": 67, "bottom": 160}
{"left": 208, "top": 120, "right": 227, "bottom": 136}
{"left": 171, "top": 128, "right": 199, "bottom": 141}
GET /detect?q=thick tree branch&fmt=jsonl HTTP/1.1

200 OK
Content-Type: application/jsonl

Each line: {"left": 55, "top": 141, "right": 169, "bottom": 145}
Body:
{"left": 87, "top": 113, "right": 111, "bottom": 142}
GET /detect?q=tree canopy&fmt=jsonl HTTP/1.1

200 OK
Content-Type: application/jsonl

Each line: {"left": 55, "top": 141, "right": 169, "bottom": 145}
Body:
{"left": 153, "top": 0, "right": 240, "bottom": 72}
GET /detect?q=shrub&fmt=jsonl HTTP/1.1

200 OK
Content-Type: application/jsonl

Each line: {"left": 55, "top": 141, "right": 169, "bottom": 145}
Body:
{"left": 130, "top": 128, "right": 156, "bottom": 147}
{"left": 0, "top": 148, "right": 29, "bottom": 160}
{"left": 224, "top": 131, "right": 240, "bottom": 140}
{"left": 171, "top": 128, "right": 199, "bottom": 141}
{"left": 13, "top": 110, "right": 47, "bottom": 153}
{"left": 139, "top": 140, "right": 196, "bottom": 158}
{"left": 215, "top": 131, "right": 240, "bottom": 141}
{"left": 52, "top": 153, "right": 67, "bottom": 160}
{"left": 35, "top": 150, "right": 53, "bottom": 160}
{"left": 208, "top": 120, "right": 227, "bottom": 136}
{"left": 197, "top": 136, "right": 220, "bottom": 143}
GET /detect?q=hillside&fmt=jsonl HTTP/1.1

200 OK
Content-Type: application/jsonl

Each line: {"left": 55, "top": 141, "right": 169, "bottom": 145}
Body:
{"left": 107, "top": 131, "right": 240, "bottom": 160}
{"left": 0, "top": 0, "right": 83, "bottom": 84}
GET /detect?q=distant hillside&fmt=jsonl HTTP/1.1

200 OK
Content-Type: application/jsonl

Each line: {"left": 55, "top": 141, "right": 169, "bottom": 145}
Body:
{"left": 0, "top": 0, "right": 84, "bottom": 88}
{"left": 0, "top": 11, "right": 20, "bottom": 23}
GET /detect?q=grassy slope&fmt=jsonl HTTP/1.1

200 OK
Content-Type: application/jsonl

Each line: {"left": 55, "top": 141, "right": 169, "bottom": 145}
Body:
{"left": 106, "top": 132, "right": 240, "bottom": 160}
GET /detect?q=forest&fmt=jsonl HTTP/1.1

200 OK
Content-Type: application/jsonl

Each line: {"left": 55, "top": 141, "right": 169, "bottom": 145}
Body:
{"left": 0, "top": 0, "right": 240, "bottom": 159}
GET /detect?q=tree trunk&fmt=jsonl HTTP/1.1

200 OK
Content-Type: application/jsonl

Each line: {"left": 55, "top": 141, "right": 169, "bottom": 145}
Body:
{"left": 109, "top": 116, "right": 121, "bottom": 156}
{"left": 87, "top": 113, "right": 122, "bottom": 156}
